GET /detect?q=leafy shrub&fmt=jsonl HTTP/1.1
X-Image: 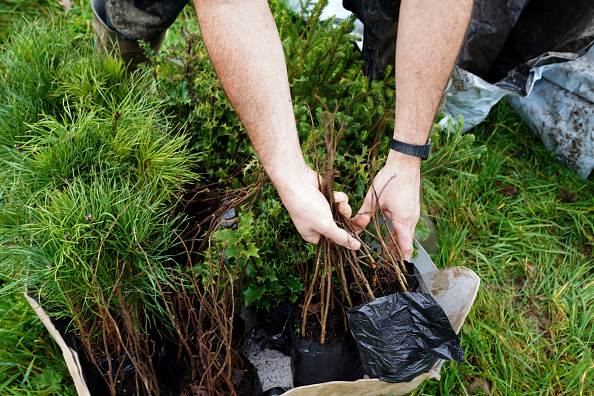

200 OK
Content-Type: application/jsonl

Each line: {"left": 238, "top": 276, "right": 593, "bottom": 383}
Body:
{"left": 212, "top": 208, "right": 305, "bottom": 310}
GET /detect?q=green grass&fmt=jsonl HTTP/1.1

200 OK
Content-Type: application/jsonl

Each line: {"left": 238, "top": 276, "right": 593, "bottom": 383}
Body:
{"left": 0, "top": 293, "right": 75, "bottom": 395}
{"left": 0, "top": 0, "right": 92, "bottom": 43}
{"left": 412, "top": 101, "right": 594, "bottom": 395}
{"left": 0, "top": 0, "right": 59, "bottom": 42}
{"left": 1, "top": 2, "right": 593, "bottom": 396}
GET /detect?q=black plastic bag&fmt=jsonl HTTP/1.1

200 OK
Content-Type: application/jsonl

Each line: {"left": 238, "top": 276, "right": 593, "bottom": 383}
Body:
{"left": 245, "top": 303, "right": 293, "bottom": 355}
{"left": 485, "top": 0, "right": 594, "bottom": 83}
{"left": 259, "top": 303, "right": 293, "bottom": 353}
{"left": 347, "top": 292, "right": 464, "bottom": 383}
{"left": 290, "top": 330, "right": 364, "bottom": 387}
{"left": 342, "top": 0, "right": 531, "bottom": 81}
{"left": 342, "top": 0, "right": 400, "bottom": 81}
{"left": 241, "top": 355, "right": 265, "bottom": 396}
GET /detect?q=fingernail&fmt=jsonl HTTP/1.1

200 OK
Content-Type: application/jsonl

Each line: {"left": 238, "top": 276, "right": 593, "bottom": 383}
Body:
{"left": 350, "top": 239, "right": 361, "bottom": 250}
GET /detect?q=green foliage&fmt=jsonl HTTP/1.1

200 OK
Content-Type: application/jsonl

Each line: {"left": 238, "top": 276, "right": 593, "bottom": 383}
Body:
{"left": 422, "top": 115, "right": 487, "bottom": 178}
{"left": 20, "top": 98, "right": 197, "bottom": 197}
{"left": 0, "top": 20, "right": 76, "bottom": 146}
{"left": 212, "top": 210, "right": 304, "bottom": 310}
{"left": 1, "top": 20, "right": 197, "bottom": 194}
{"left": 0, "top": 1, "right": 92, "bottom": 44}
{"left": 154, "top": 0, "right": 397, "bottom": 188}
{"left": 150, "top": 0, "right": 485, "bottom": 313}
{"left": 0, "top": 19, "right": 197, "bottom": 391}
{"left": 149, "top": 1, "right": 400, "bottom": 311}
{"left": 154, "top": 26, "right": 255, "bottom": 186}
{"left": 23, "top": 176, "right": 181, "bottom": 333}
{"left": 55, "top": 55, "right": 136, "bottom": 110}
{"left": 275, "top": 0, "right": 397, "bottom": 154}
{"left": 273, "top": 0, "right": 362, "bottom": 100}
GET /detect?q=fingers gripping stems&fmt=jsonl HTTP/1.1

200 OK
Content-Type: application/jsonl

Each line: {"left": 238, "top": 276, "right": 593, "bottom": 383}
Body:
{"left": 275, "top": 167, "right": 360, "bottom": 250}
{"left": 333, "top": 191, "right": 352, "bottom": 218}
{"left": 353, "top": 164, "right": 421, "bottom": 261}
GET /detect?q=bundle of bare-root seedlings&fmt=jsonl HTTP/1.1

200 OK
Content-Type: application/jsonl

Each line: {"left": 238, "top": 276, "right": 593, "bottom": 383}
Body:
{"left": 78, "top": 176, "right": 265, "bottom": 396}
{"left": 164, "top": 176, "right": 266, "bottom": 396}
{"left": 294, "top": 108, "right": 467, "bottom": 388}
{"left": 298, "top": 109, "right": 416, "bottom": 346}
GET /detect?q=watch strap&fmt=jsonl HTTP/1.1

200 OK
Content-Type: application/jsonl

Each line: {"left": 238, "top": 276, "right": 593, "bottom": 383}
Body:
{"left": 389, "top": 138, "right": 431, "bottom": 160}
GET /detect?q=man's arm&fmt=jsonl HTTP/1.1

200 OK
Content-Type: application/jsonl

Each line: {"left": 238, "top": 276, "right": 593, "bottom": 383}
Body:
{"left": 353, "top": 0, "right": 473, "bottom": 259}
{"left": 193, "top": 0, "right": 360, "bottom": 249}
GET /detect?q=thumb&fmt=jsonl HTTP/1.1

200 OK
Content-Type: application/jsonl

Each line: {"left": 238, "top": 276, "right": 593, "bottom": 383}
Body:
{"left": 333, "top": 191, "right": 352, "bottom": 218}
{"left": 321, "top": 223, "right": 361, "bottom": 250}
{"left": 300, "top": 229, "right": 322, "bottom": 245}
{"left": 392, "top": 226, "right": 415, "bottom": 261}
{"left": 352, "top": 190, "right": 377, "bottom": 232}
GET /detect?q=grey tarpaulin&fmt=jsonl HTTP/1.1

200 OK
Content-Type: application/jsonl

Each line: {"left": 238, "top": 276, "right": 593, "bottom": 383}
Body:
{"left": 505, "top": 46, "right": 594, "bottom": 178}
{"left": 287, "top": 0, "right": 594, "bottom": 177}
{"left": 444, "top": 0, "right": 594, "bottom": 177}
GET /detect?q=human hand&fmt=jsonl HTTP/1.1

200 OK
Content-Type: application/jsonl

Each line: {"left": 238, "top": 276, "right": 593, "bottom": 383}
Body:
{"left": 273, "top": 166, "right": 361, "bottom": 250}
{"left": 353, "top": 152, "right": 421, "bottom": 260}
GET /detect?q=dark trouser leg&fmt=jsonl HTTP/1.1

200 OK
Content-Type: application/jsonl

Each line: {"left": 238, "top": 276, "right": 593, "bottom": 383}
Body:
{"left": 105, "top": 0, "right": 188, "bottom": 41}
{"left": 92, "top": 0, "right": 187, "bottom": 71}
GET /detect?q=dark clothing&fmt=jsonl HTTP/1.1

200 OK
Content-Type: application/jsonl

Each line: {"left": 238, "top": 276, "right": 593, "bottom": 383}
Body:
{"left": 344, "top": 0, "right": 594, "bottom": 82}
{"left": 105, "top": 0, "right": 188, "bottom": 41}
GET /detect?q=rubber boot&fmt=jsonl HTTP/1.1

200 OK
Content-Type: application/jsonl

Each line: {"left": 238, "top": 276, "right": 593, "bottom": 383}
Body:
{"left": 91, "top": 0, "right": 166, "bottom": 72}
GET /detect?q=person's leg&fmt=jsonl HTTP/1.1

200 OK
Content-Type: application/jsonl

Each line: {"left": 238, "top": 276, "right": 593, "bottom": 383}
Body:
{"left": 105, "top": 0, "right": 188, "bottom": 41}
{"left": 92, "top": 0, "right": 187, "bottom": 70}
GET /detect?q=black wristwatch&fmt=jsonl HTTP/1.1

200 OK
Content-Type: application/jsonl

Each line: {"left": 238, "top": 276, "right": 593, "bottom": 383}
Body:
{"left": 389, "top": 137, "right": 432, "bottom": 160}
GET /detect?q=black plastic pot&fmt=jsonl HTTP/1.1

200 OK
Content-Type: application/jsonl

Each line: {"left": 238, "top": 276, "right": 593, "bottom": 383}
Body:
{"left": 239, "top": 354, "right": 265, "bottom": 396}
{"left": 290, "top": 329, "right": 364, "bottom": 387}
